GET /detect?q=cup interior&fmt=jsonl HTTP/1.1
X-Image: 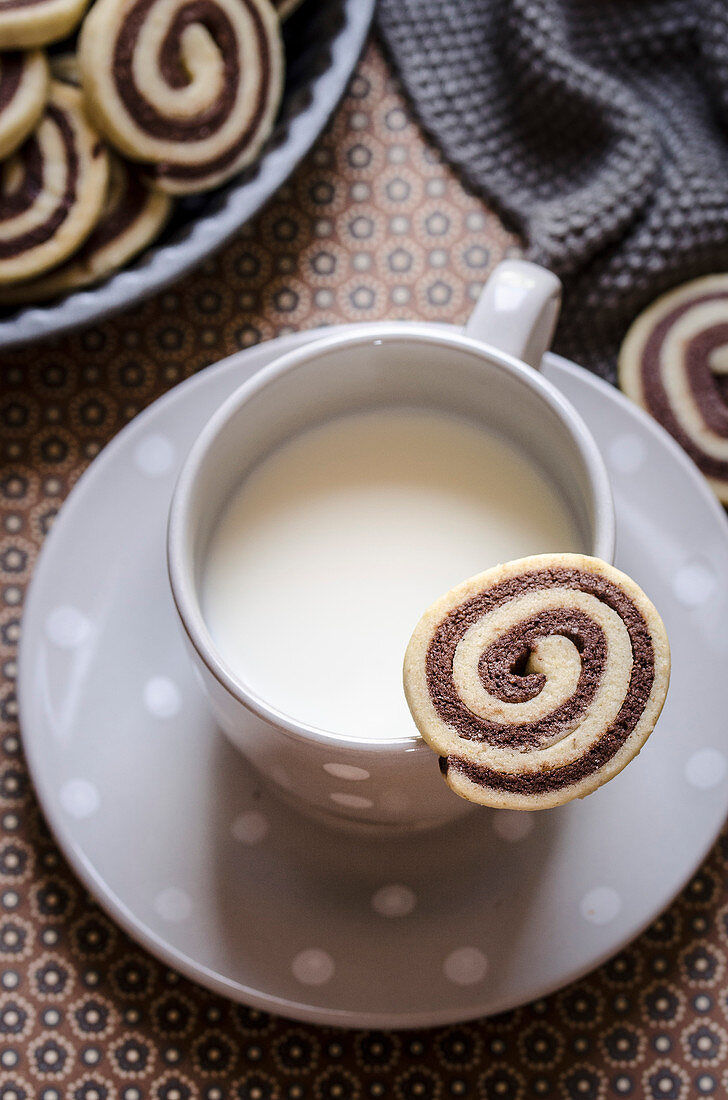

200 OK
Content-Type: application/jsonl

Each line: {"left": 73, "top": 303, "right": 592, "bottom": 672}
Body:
{"left": 169, "top": 327, "right": 613, "bottom": 731}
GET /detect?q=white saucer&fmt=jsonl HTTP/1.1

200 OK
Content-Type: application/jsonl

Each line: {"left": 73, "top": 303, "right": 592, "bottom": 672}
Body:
{"left": 19, "top": 327, "right": 728, "bottom": 1029}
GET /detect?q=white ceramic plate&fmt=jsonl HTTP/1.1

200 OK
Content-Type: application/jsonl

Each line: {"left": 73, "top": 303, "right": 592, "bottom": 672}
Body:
{"left": 18, "top": 327, "right": 728, "bottom": 1028}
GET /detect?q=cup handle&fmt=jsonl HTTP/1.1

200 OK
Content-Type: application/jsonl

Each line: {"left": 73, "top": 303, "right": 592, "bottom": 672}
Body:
{"left": 464, "top": 259, "right": 562, "bottom": 370}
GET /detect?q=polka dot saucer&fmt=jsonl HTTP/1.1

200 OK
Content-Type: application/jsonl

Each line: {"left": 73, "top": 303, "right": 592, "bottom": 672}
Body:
{"left": 18, "top": 328, "right": 728, "bottom": 1028}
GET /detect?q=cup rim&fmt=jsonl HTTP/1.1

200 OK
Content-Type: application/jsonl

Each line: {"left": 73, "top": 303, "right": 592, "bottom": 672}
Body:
{"left": 167, "top": 322, "right": 616, "bottom": 754}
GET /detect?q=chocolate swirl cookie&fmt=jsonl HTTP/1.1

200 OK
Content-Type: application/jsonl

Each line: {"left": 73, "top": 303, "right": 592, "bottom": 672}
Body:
{"left": 0, "top": 80, "right": 109, "bottom": 284}
{"left": 0, "top": 49, "right": 48, "bottom": 158}
{"left": 78, "top": 0, "right": 284, "bottom": 195}
{"left": 619, "top": 275, "right": 728, "bottom": 504}
{"left": 0, "top": 0, "right": 89, "bottom": 48}
{"left": 0, "top": 152, "right": 171, "bottom": 302}
{"left": 403, "top": 554, "right": 670, "bottom": 811}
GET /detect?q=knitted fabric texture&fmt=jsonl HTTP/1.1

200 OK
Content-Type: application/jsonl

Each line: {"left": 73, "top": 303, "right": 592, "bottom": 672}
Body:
{"left": 377, "top": 0, "right": 728, "bottom": 378}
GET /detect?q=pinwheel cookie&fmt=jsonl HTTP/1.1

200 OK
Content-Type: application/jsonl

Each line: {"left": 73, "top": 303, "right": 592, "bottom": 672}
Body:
{"left": 404, "top": 554, "right": 670, "bottom": 811}
{"left": 0, "top": 152, "right": 171, "bottom": 302}
{"left": 0, "top": 49, "right": 48, "bottom": 158}
{"left": 78, "top": 0, "right": 284, "bottom": 194}
{"left": 619, "top": 274, "right": 728, "bottom": 505}
{"left": 0, "top": 80, "right": 108, "bottom": 284}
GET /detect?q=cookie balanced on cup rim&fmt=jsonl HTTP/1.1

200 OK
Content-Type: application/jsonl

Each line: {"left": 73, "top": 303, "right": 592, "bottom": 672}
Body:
{"left": 618, "top": 273, "right": 728, "bottom": 505}
{"left": 403, "top": 553, "right": 670, "bottom": 811}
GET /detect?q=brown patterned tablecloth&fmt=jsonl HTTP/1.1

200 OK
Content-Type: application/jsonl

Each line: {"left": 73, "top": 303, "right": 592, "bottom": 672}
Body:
{"left": 2, "top": 40, "right": 728, "bottom": 1100}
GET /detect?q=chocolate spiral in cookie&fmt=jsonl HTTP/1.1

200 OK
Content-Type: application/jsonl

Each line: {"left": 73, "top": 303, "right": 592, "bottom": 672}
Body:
{"left": 0, "top": 0, "right": 90, "bottom": 48}
{"left": 0, "top": 49, "right": 48, "bottom": 159}
{"left": 619, "top": 274, "right": 728, "bottom": 504}
{"left": 0, "top": 152, "right": 171, "bottom": 303}
{"left": 403, "top": 554, "right": 670, "bottom": 810}
{"left": 78, "top": 0, "right": 284, "bottom": 195}
{"left": 0, "top": 80, "right": 109, "bottom": 284}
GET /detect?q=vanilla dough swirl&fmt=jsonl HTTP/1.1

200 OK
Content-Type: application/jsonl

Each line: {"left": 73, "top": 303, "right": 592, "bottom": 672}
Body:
{"left": 0, "top": 80, "right": 109, "bottom": 284}
{"left": 619, "top": 274, "right": 728, "bottom": 505}
{"left": 272, "top": 0, "right": 304, "bottom": 17}
{"left": 0, "top": 0, "right": 90, "bottom": 48}
{"left": 78, "top": 0, "right": 284, "bottom": 195}
{"left": 0, "top": 49, "right": 48, "bottom": 159}
{"left": 404, "top": 554, "right": 670, "bottom": 811}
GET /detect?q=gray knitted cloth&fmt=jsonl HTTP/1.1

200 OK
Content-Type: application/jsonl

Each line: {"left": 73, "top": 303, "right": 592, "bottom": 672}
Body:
{"left": 377, "top": 0, "right": 728, "bottom": 379}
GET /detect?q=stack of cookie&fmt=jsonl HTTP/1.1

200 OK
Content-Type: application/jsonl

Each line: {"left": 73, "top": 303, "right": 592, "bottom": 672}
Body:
{"left": 0, "top": 0, "right": 300, "bottom": 303}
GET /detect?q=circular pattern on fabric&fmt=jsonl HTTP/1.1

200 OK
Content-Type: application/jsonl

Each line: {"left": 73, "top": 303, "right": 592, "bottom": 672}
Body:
{"left": 404, "top": 553, "right": 671, "bottom": 810}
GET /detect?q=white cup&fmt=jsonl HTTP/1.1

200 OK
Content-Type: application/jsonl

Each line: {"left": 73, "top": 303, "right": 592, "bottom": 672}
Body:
{"left": 168, "top": 261, "right": 615, "bottom": 832}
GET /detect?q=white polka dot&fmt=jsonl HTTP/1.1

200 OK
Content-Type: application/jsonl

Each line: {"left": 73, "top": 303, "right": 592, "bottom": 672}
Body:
{"left": 371, "top": 884, "right": 417, "bottom": 918}
{"left": 134, "top": 434, "right": 176, "bottom": 476}
{"left": 330, "top": 792, "right": 374, "bottom": 809}
{"left": 685, "top": 748, "right": 727, "bottom": 790}
{"left": 493, "top": 810, "right": 535, "bottom": 842}
{"left": 673, "top": 560, "right": 716, "bottom": 607}
{"left": 231, "top": 810, "right": 269, "bottom": 845}
{"left": 143, "top": 677, "right": 181, "bottom": 719}
{"left": 580, "top": 886, "right": 621, "bottom": 925}
{"left": 292, "top": 948, "right": 335, "bottom": 985}
{"left": 443, "top": 947, "right": 488, "bottom": 986}
{"left": 270, "top": 765, "right": 293, "bottom": 791}
{"left": 608, "top": 434, "right": 647, "bottom": 474}
{"left": 323, "top": 763, "right": 370, "bottom": 781}
{"left": 60, "top": 779, "right": 99, "bottom": 819}
{"left": 154, "top": 887, "right": 192, "bottom": 922}
{"left": 46, "top": 606, "right": 91, "bottom": 648}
